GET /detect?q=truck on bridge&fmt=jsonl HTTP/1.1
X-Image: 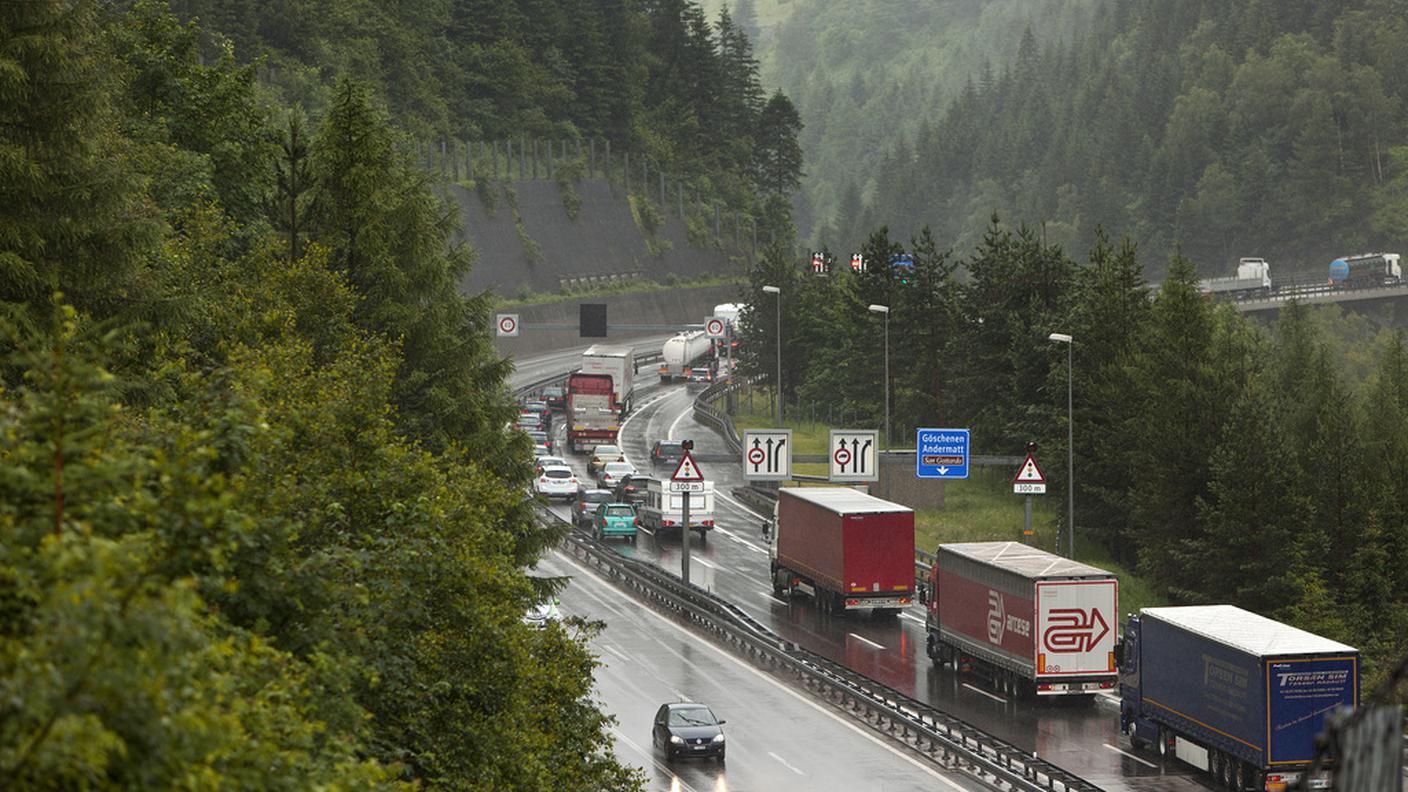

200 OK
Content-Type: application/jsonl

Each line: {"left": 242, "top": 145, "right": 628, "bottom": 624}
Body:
{"left": 1199, "top": 258, "right": 1273, "bottom": 299}
{"left": 1119, "top": 605, "right": 1358, "bottom": 791}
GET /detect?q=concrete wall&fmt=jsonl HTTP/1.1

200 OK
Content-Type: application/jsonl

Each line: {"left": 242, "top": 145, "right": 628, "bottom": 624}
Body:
{"left": 871, "top": 456, "right": 946, "bottom": 510}
{"left": 492, "top": 283, "right": 745, "bottom": 358}
{"left": 451, "top": 179, "right": 743, "bottom": 296}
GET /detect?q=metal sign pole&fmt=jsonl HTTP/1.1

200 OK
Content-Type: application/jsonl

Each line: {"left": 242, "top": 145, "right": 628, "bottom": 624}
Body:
{"left": 1024, "top": 495, "right": 1033, "bottom": 544}
{"left": 681, "top": 493, "right": 690, "bottom": 584}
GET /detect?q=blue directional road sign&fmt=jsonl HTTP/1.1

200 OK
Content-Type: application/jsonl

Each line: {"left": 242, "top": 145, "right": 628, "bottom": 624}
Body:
{"left": 916, "top": 428, "right": 969, "bottom": 479}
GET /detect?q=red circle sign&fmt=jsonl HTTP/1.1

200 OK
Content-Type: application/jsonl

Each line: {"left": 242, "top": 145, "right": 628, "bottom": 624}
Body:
{"left": 747, "top": 447, "right": 766, "bottom": 466}
{"left": 706, "top": 318, "right": 724, "bottom": 336}
{"left": 498, "top": 315, "right": 518, "bottom": 335}
{"left": 833, "top": 447, "right": 851, "bottom": 467}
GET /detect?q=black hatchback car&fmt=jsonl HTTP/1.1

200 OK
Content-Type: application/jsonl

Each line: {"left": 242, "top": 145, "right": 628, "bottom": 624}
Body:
{"left": 650, "top": 440, "right": 685, "bottom": 468}
{"left": 652, "top": 702, "right": 725, "bottom": 762}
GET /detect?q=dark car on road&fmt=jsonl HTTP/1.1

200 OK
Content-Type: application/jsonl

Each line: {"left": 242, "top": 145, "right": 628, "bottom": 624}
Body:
{"left": 650, "top": 441, "right": 685, "bottom": 468}
{"left": 574, "top": 489, "right": 614, "bottom": 528}
{"left": 652, "top": 702, "right": 725, "bottom": 762}
{"left": 612, "top": 474, "right": 651, "bottom": 505}
{"left": 541, "top": 386, "right": 566, "bottom": 411}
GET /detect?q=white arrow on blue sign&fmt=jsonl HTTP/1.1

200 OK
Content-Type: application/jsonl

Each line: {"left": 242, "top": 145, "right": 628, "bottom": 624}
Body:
{"left": 916, "top": 428, "right": 969, "bottom": 479}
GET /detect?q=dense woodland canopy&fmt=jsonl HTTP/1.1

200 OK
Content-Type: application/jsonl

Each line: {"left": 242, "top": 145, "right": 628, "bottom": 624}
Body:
{"left": 733, "top": 0, "right": 1408, "bottom": 277}
{"left": 169, "top": 0, "right": 803, "bottom": 231}
{"left": 0, "top": 1, "right": 654, "bottom": 787}
{"left": 740, "top": 224, "right": 1408, "bottom": 687}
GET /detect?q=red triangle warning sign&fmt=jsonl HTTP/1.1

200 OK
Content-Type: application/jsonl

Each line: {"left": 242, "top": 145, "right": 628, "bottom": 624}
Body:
{"left": 671, "top": 451, "right": 705, "bottom": 482}
{"left": 1014, "top": 453, "right": 1045, "bottom": 484}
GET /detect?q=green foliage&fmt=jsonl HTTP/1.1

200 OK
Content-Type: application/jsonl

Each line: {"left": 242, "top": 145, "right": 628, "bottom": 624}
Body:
{"left": 0, "top": 5, "right": 646, "bottom": 788}
{"left": 555, "top": 154, "right": 586, "bottom": 219}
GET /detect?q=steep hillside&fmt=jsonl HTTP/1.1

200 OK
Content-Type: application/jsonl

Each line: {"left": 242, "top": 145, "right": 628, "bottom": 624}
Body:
{"left": 703, "top": 0, "right": 1099, "bottom": 238}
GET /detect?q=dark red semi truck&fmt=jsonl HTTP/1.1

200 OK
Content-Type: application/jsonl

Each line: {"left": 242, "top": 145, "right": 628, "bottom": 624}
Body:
{"left": 767, "top": 488, "right": 915, "bottom": 616}
{"left": 565, "top": 372, "right": 618, "bottom": 453}
{"left": 923, "top": 542, "right": 1119, "bottom": 697}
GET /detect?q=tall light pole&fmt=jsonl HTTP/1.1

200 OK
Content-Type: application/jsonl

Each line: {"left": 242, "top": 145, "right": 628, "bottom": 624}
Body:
{"left": 763, "top": 286, "right": 781, "bottom": 424}
{"left": 868, "top": 304, "right": 890, "bottom": 449}
{"left": 1048, "top": 332, "right": 1074, "bottom": 558}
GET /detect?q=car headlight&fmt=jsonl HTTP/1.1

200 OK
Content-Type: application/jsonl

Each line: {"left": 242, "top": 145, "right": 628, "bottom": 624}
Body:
{"left": 669, "top": 735, "right": 683, "bottom": 744}
{"left": 711, "top": 733, "right": 725, "bottom": 743}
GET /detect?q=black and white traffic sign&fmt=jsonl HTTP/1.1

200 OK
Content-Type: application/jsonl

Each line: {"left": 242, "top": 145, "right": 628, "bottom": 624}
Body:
{"left": 742, "top": 429, "right": 791, "bottom": 481}
{"left": 495, "top": 313, "right": 519, "bottom": 337}
{"left": 1012, "top": 452, "right": 1046, "bottom": 494}
{"left": 829, "top": 429, "right": 878, "bottom": 482}
{"left": 704, "top": 316, "right": 727, "bottom": 338}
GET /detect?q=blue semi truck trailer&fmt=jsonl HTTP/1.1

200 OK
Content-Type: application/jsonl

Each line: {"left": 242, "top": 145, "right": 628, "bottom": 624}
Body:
{"left": 1120, "top": 605, "right": 1358, "bottom": 791}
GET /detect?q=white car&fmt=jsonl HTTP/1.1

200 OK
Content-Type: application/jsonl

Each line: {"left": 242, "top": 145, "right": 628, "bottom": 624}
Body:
{"left": 597, "top": 461, "right": 638, "bottom": 489}
{"left": 534, "top": 456, "right": 568, "bottom": 475}
{"left": 534, "top": 465, "right": 581, "bottom": 500}
{"left": 522, "top": 598, "right": 562, "bottom": 630}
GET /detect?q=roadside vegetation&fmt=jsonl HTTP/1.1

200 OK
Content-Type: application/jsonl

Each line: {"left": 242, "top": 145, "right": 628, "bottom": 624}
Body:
{"left": 729, "top": 398, "right": 1166, "bottom": 618}
{"left": 737, "top": 225, "right": 1408, "bottom": 687}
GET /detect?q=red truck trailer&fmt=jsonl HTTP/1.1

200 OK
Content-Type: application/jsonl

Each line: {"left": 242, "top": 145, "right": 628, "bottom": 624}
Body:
{"left": 566, "top": 373, "right": 619, "bottom": 453}
{"left": 768, "top": 488, "right": 914, "bottom": 616}
{"left": 923, "top": 542, "right": 1118, "bottom": 697}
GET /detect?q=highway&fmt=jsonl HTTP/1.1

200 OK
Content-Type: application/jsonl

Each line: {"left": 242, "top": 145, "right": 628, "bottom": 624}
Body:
{"left": 533, "top": 548, "right": 986, "bottom": 791}
{"left": 512, "top": 346, "right": 1215, "bottom": 791}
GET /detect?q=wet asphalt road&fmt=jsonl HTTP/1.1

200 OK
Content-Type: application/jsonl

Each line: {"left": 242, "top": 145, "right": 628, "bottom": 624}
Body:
{"left": 515, "top": 347, "right": 1215, "bottom": 792}
{"left": 534, "top": 548, "right": 985, "bottom": 792}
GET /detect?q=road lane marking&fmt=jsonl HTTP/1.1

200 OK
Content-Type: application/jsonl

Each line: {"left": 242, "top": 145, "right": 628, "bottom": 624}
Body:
{"left": 900, "top": 612, "right": 925, "bottom": 625}
{"left": 768, "top": 751, "right": 805, "bottom": 775}
{"left": 1104, "top": 742, "right": 1158, "bottom": 769}
{"left": 610, "top": 728, "right": 702, "bottom": 792}
{"left": 961, "top": 683, "right": 1007, "bottom": 704}
{"left": 666, "top": 391, "right": 693, "bottom": 439}
{"left": 760, "top": 590, "right": 789, "bottom": 604}
{"left": 848, "top": 632, "right": 885, "bottom": 650}
{"left": 692, "top": 556, "right": 719, "bottom": 570}
{"left": 555, "top": 549, "right": 969, "bottom": 790}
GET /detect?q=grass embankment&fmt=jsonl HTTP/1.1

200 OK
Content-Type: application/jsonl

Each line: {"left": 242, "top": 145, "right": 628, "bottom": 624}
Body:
{"left": 494, "top": 274, "right": 744, "bottom": 308}
{"left": 729, "top": 391, "right": 1165, "bottom": 616}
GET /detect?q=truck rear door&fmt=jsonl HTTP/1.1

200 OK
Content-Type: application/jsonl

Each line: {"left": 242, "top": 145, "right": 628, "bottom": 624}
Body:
{"left": 1035, "top": 579, "right": 1118, "bottom": 678}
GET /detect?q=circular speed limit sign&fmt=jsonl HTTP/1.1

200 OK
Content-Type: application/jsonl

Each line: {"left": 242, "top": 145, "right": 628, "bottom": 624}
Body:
{"left": 496, "top": 314, "right": 520, "bottom": 337}
{"left": 705, "top": 317, "right": 726, "bottom": 338}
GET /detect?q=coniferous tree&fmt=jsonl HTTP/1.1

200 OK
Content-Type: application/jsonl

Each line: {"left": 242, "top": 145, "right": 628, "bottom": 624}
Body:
{"left": 0, "top": 0, "right": 158, "bottom": 317}
{"left": 754, "top": 90, "right": 804, "bottom": 198}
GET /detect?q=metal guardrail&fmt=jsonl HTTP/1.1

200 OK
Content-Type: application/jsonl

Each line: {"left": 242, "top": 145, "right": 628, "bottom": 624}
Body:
{"left": 544, "top": 503, "right": 1099, "bottom": 792}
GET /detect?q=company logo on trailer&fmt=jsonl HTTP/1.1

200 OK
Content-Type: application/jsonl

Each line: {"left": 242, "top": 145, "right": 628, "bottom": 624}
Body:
{"left": 986, "top": 590, "right": 1031, "bottom": 645}
{"left": 987, "top": 591, "right": 1005, "bottom": 643}
{"left": 1041, "top": 608, "right": 1110, "bottom": 653}
{"left": 1276, "top": 669, "right": 1350, "bottom": 688}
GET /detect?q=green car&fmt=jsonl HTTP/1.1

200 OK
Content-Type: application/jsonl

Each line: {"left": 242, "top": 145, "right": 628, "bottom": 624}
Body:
{"left": 592, "top": 503, "right": 638, "bottom": 543}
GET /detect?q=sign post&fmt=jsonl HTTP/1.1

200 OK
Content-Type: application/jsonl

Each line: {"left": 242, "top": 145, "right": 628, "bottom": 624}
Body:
{"left": 916, "top": 428, "right": 970, "bottom": 479}
{"left": 828, "top": 429, "right": 878, "bottom": 482}
{"left": 1013, "top": 446, "right": 1046, "bottom": 544}
{"left": 670, "top": 442, "right": 704, "bottom": 584}
{"left": 742, "top": 429, "right": 792, "bottom": 481}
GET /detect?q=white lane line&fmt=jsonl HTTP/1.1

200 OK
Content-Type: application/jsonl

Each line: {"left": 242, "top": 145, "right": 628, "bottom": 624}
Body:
{"left": 717, "top": 489, "right": 767, "bottom": 520}
{"left": 666, "top": 391, "right": 693, "bottom": 440}
{"left": 691, "top": 556, "right": 719, "bottom": 570}
{"left": 554, "top": 549, "right": 969, "bottom": 790}
{"left": 602, "top": 644, "right": 631, "bottom": 661}
{"left": 961, "top": 683, "right": 1007, "bottom": 704}
{"left": 610, "top": 728, "right": 701, "bottom": 792}
{"left": 900, "top": 612, "right": 925, "bottom": 625}
{"left": 1104, "top": 742, "right": 1158, "bottom": 769}
{"left": 768, "top": 751, "right": 806, "bottom": 776}
{"left": 616, "top": 390, "right": 679, "bottom": 467}
{"left": 848, "top": 632, "right": 886, "bottom": 651}
{"left": 759, "top": 590, "right": 789, "bottom": 604}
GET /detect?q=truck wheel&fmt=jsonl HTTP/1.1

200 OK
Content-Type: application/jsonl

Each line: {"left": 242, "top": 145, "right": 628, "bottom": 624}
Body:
{"left": 925, "top": 633, "right": 939, "bottom": 661}
{"left": 697, "top": 528, "right": 707, "bottom": 543}
{"left": 1233, "top": 761, "right": 1248, "bottom": 791}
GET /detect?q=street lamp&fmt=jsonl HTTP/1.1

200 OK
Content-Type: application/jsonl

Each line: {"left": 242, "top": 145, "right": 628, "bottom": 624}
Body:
{"left": 762, "top": 286, "right": 781, "bottom": 423}
{"left": 868, "top": 304, "right": 890, "bottom": 449}
{"left": 1048, "top": 332, "right": 1074, "bottom": 558}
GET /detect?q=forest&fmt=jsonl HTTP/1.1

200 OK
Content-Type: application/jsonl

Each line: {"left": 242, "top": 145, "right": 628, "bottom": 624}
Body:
{"left": 732, "top": 0, "right": 1408, "bottom": 278}
{"left": 167, "top": 0, "right": 804, "bottom": 238}
{"left": 0, "top": 0, "right": 812, "bottom": 786}
{"left": 739, "top": 225, "right": 1408, "bottom": 687}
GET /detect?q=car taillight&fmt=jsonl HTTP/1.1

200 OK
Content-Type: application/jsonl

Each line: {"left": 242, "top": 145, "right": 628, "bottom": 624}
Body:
{"left": 569, "top": 478, "right": 578, "bottom": 484}
{"left": 1099, "top": 681, "right": 1114, "bottom": 689}
{"left": 899, "top": 597, "right": 912, "bottom": 605}
{"left": 662, "top": 520, "right": 675, "bottom": 526}
{"left": 1037, "top": 684, "right": 1053, "bottom": 691}
{"left": 701, "top": 519, "right": 714, "bottom": 526}
{"left": 539, "top": 478, "right": 547, "bottom": 484}
{"left": 633, "top": 518, "right": 641, "bottom": 526}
